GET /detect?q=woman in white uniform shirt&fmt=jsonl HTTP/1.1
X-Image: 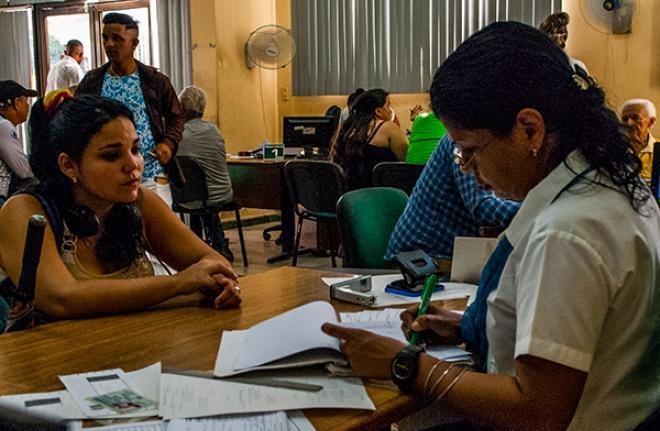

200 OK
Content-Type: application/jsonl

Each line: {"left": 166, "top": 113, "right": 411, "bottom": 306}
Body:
{"left": 322, "top": 22, "right": 660, "bottom": 430}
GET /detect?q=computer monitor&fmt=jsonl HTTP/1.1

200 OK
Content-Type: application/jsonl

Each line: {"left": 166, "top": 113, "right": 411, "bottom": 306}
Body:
{"left": 651, "top": 141, "right": 660, "bottom": 201}
{"left": 282, "top": 116, "right": 336, "bottom": 158}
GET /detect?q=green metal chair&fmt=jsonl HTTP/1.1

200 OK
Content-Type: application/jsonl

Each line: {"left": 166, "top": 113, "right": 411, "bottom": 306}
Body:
{"left": 336, "top": 187, "right": 408, "bottom": 269}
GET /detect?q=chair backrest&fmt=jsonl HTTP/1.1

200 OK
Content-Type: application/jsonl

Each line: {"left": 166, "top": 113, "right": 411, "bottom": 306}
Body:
{"left": 0, "top": 405, "right": 67, "bottom": 431}
{"left": 337, "top": 187, "right": 408, "bottom": 268}
{"left": 284, "top": 160, "right": 348, "bottom": 217}
{"left": 372, "top": 162, "right": 425, "bottom": 196}
{"left": 170, "top": 156, "right": 209, "bottom": 207}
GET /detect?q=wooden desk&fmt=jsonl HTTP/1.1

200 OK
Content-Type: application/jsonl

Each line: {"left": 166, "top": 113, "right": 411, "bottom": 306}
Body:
{"left": 0, "top": 267, "right": 465, "bottom": 430}
{"left": 227, "top": 159, "right": 295, "bottom": 259}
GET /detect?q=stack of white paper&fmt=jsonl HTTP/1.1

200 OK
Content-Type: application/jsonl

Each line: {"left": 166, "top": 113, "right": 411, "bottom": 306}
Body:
{"left": 339, "top": 309, "right": 472, "bottom": 364}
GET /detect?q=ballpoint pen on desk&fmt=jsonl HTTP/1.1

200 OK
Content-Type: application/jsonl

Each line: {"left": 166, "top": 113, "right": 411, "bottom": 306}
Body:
{"left": 409, "top": 273, "right": 438, "bottom": 345}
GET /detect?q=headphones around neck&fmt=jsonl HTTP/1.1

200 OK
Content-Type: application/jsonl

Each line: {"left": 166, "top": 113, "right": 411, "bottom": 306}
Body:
{"left": 63, "top": 205, "right": 99, "bottom": 238}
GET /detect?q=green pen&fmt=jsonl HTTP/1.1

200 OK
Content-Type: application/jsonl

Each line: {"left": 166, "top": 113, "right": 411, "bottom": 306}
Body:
{"left": 409, "top": 273, "right": 438, "bottom": 345}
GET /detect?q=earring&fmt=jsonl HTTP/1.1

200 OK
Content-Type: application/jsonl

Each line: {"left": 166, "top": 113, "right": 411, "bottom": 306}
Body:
{"left": 531, "top": 147, "right": 539, "bottom": 157}
{"left": 71, "top": 176, "right": 78, "bottom": 184}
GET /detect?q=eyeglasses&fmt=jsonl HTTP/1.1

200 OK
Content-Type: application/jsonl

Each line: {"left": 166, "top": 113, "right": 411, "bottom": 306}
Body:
{"left": 452, "top": 137, "right": 496, "bottom": 169}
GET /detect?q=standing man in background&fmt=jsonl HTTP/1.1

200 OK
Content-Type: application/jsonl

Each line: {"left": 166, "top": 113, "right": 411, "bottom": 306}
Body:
{"left": 46, "top": 39, "right": 85, "bottom": 92}
{"left": 0, "top": 81, "right": 36, "bottom": 206}
{"left": 621, "top": 99, "right": 657, "bottom": 182}
{"left": 77, "top": 12, "right": 184, "bottom": 203}
{"left": 539, "top": 12, "right": 589, "bottom": 74}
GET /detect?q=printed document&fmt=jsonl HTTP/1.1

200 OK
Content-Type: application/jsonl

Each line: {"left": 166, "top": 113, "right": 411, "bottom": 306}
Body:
{"left": 214, "top": 301, "right": 346, "bottom": 377}
{"left": 59, "top": 362, "right": 161, "bottom": 419}
{"left": 167, "top": 411, "right": 288, "bottom": 431}
{"left": 159, "top": 369, "right": 374, "bottom": 419}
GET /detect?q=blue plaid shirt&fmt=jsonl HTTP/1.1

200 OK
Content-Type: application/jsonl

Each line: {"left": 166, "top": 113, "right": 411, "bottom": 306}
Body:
{"left": 385, "top": 135, "right": 520, "bottom": 260}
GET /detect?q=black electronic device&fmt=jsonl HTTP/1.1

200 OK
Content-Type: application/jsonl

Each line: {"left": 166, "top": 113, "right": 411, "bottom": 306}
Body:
{"left": 282, "top": 116, "right": 336, "bottom": 158}
{"left": 650, "top": 141, "right": 660, "bottom": 202}
{"left": 386, "top": 249, "right": 445, "bottom": 296}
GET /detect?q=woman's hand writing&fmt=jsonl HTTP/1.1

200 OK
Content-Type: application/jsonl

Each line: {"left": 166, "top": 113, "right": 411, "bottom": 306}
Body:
{"left": 400, "top": 303, "right": 463, "bottom": 345}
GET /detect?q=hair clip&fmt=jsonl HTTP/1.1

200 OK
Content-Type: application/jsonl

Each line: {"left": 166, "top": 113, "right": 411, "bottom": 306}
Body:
{"left": 43, "top": 89, "right": 73, "bottom": 118}
{"left": 572, "top": 65, "right": 596, "bottom": 91}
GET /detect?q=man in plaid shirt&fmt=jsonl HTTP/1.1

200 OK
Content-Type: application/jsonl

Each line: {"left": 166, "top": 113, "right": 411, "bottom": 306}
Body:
{"left": 385, "top": 135, "right": 520, "bottom": 260}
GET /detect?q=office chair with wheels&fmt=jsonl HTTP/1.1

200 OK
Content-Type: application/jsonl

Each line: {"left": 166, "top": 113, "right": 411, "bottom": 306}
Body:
{"left": 170, "top": 156, "right": 248, "bottom": 267}
{"left": 283, "top": 160, "right": 348, "bottom": 266}
{"left": 336, "top": 187, "right": 408, "bottom": 269}
{"left": 373, "top": 161, "right": 425, "bottom": 196}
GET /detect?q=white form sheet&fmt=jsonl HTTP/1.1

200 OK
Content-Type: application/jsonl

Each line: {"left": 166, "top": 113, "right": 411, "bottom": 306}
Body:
{"left": 167, "top": 411, "right": 288, "bottom": 431}
{"left": 77, "top": 420, "right": 166, "bottom": 430}
{"left": 339, "top": 312, "right": 472, "bottom": 363}
{"left": 60, "top": 362, "right": 161, "bottom": 419}
{"left": 0, "top": 390, "right": 83, "bottom": 422}
{"left": 234, "top": 301, "right": 340, "bottom": 371}
{"left": 287, "top": 410, "right": 316, "bottom": 431}
{"left": 322, "top": 275, "right": 476, "bottom": 307}
{"left": 159, "top": 371, "right": 374, "bottom": 419}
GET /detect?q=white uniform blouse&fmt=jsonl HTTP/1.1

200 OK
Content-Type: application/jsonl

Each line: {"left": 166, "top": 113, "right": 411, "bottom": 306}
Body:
{"left": 486, "top": 150, "right": 660, "bottom": 430}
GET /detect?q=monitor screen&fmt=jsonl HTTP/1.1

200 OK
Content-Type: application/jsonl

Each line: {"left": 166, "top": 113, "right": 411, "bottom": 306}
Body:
{"left": 282, "top": 116, "right": 336, "bottom": 157}
{"left": 651, "top": 141, "right": 660, "bottom": 201}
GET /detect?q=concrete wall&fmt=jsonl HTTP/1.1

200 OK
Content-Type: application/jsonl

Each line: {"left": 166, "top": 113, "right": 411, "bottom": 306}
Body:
{"left": 190, "top": 0, "right": 659, "bottom": 153}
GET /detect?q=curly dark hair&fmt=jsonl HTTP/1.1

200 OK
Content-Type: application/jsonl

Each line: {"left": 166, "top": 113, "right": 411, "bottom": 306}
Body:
{"left": 430, "top": 21, "right": 648, "bottom": 211}
{"left": 28, "top": 95, "right": 145, "bottom": 271}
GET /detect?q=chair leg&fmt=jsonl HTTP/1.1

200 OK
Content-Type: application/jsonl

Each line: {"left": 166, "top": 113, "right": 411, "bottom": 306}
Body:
{"left": 327, "top": 221, "right": 337, "bottom": 268}
{"left": 292, "top": 215, "right": 304, "bottom": 266}
{"left": 234, "top": 207, "right": 248, "bottom": 267}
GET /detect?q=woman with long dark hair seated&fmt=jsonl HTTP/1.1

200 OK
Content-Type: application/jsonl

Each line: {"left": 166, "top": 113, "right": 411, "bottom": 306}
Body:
{"left": 0, "top": 91, "right": 241, "bottom": 332}
{"left": 322, "top": 22, "right": 660, "bottom": 430}
{"left": 330, "top": 88, "right": 408, "bottom": 189}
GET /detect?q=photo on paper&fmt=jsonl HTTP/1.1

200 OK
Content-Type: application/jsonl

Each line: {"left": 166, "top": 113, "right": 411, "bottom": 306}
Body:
{"left": 87, "top": 389, "right": 157, "bottom": 414}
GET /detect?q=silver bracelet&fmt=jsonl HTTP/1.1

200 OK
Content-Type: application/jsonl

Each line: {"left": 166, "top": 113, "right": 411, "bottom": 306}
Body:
{"left": 434, "top": 367, "right": 467, "bottom": 402}
{"left": 427, "top": 363, "right": 455, "bottom": 397}
{"left": 423, "top": 361, "right": 444, "bottom": 394}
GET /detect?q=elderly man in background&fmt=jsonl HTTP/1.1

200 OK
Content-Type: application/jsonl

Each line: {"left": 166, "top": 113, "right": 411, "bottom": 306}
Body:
{"left": 177, "top": 86, "right": 234, "bottom": 261}
{"left": 46, "top": 39, "right": 85, "bottom": 92}
{"left": 621, "top": 99, "right": 657, "bottom": 182}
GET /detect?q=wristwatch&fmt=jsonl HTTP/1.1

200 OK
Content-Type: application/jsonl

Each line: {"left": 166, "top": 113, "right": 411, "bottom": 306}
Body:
{"left": 391, "top": 344, "right": 424, "bottom": 392}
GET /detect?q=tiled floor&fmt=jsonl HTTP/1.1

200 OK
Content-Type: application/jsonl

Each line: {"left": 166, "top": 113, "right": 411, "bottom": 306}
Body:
{"left": 223, "top": 220, "right": 341, "bottom": 277}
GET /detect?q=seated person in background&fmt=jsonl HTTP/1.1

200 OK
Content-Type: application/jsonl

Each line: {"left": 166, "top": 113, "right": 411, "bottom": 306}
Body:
{"left": 323, "top": 22, "right": 660, "bottom": 431}
{"left": 0, "top": 92, "right": 241, "bottom": 333}
{"left": 330, "top": 88, "right": 408, "bottom": 190}
{"left": 386, "top": 135, "right": 519, "bottom": 261}
{"left": 405, "top": 109, "right": 447, "bottom": 164}
{"left": 339, "top": 88, "right": 365, "bottom": 125}
{"left": 177, "top": 86, "right": 234, "bottom": 261}
{"left": 620, "top": 98, "right": 657, "bottom": 182}
{"left": 0, "top": 80, "right": 37, "bottom": 206}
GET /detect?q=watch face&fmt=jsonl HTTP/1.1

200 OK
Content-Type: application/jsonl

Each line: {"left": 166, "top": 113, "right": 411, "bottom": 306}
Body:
{"left": 392, "top": 360, "right": 413, "bottom": 380}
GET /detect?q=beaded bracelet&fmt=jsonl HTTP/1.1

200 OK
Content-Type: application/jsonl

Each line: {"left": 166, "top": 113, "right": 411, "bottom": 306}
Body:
{"left": 434, "top": 367, "right": 467, "bottom": 402}
{"left": 423, "top": 361, "right": 444, "bottom": 394}
{"left": 427, "top": 363, "right": 455, "bottom": 397}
